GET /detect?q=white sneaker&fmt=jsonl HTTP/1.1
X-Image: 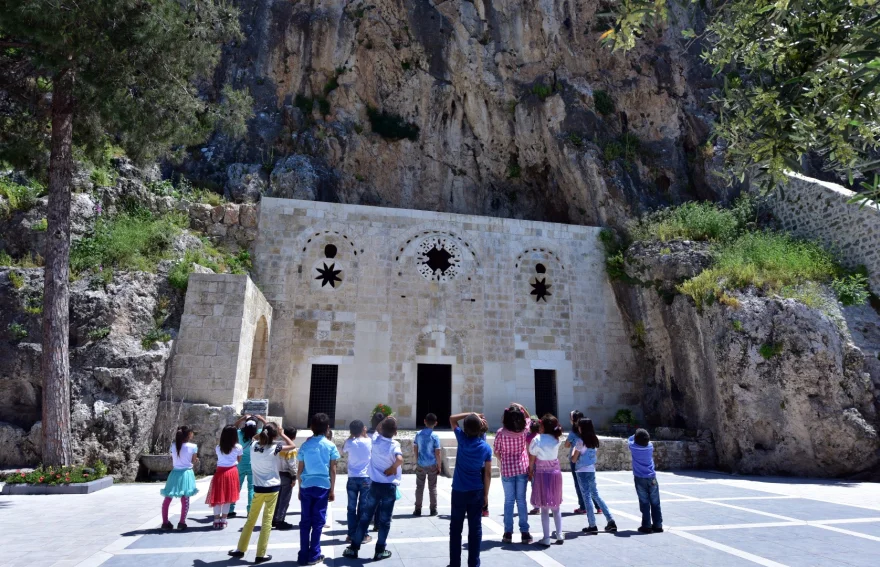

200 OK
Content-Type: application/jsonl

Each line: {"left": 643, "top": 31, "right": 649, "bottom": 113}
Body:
{"left": 552, "top": 531, "right": 564, "bottom": 545}
{"left": 536, "top": 537, "right": 552, "bottom": 546}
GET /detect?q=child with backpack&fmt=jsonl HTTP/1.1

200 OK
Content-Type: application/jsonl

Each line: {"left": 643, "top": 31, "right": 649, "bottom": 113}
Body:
{"left": 447, "top": 412, "right": 493, "bottom": 567}
{"left": 629, "top": 428, "right": 663, "bottom": 533}
{"left": 160, "top": 425, "right": 199, "bottom": 530}
{"left": 205, "top": 425, "right": 242, "bottom": 529}
{"left": 228, "top": 414, "right": 266, "bottom": 517}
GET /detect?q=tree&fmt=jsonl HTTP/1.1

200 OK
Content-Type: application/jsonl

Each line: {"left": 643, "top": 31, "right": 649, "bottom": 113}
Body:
{"left": 0, "top": 1, "right": 253, "bottom": 466}
{"left": 600, "top": 0, "right": 880, "bottom": 190}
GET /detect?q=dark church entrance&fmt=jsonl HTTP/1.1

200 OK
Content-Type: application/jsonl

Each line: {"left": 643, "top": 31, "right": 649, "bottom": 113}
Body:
{"left": 307, "top": 364, "right": 339, "bottom": 425}
{"left": 534, "top": 369, "right": 558, "bottom": 418}
{"left": 416, "top": 364, "right": 452, "bottom": 429}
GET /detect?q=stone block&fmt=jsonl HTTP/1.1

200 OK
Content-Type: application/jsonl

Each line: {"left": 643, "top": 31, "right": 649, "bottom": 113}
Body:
{"left": 223, "top": 204, "right": 240, "bottom": 225}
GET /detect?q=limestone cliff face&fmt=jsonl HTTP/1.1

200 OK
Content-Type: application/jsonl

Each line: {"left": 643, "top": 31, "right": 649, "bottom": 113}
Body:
{"left": 615, "top": 241, "right": 880, "bottom": 477}
{"left": 196, "top": 0, "right": 727, "bottom": 224}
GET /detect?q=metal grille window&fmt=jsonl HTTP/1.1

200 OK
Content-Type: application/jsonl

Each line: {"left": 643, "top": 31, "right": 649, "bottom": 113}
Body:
{"left": 534, "top": 369, "right": 558, "bottom": 419}
{"left": 307, "top": 365, "right": 339, "bottom": 425}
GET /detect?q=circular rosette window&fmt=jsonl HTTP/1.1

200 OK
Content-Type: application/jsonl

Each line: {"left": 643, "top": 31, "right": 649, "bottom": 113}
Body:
{"left": 416, "top": 236, "right": 463, "bottom": 282}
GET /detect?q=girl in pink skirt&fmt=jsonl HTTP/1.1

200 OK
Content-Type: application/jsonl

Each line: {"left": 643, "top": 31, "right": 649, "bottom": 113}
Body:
{"left": 205, "top": 425, "right": 243, "bottom": 529}
{"left": 528, "top": 414, "right": 565, "bottom": 546}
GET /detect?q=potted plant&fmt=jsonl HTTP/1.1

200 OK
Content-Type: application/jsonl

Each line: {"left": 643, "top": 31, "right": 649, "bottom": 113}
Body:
{"left": 371, "top": 403, "right": 393, "bottom": 418}
{"left": 610, "top": 409, "right": 637, "bottom": 436}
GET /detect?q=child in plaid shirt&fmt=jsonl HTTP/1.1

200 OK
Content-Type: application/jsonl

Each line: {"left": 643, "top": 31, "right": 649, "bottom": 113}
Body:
{"left": 494, "top": 403, "right": 533, "bottom": 544}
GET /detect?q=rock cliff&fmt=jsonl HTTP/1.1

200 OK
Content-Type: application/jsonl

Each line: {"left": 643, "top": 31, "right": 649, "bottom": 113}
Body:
{"left": 188, "top": 0, "right": 728, "bottom": 224}
{"left": 614, "top": 240, "right": 880, "bottom": 477}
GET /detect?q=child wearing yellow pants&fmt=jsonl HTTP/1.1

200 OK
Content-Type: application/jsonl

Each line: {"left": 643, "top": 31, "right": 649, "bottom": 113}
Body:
{"left": 228, "top": 424, "right": 296, "bottom": 562}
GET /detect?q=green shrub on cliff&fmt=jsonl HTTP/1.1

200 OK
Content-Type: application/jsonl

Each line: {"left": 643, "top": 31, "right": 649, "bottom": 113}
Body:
{"left": 630, "top": 199, "right": 752, "bottom": 243}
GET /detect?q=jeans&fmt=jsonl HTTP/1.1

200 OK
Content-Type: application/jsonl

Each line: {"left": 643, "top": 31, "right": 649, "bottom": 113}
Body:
{"left": 576, "top": 471, "right": 614, "bottom": 527}
{"left": 569, "top": 464, "right": 586, "bottom": 510}
{"left": 235, "top": 491, "right": 278, "bottom": 558}
{"left": 500, "top": 474, "right": 529, "bottom": 533}
{"left": 298, "top": 486, "right": 330, "bottom": 564}
{"left": 415, "top": 464, "right": 439, "bottom": 510}
{"left": 450, "top": 489, "right": 484, "bottom": 567}
{"left": 633, "top": 476, "right": 662, "bottom": 529}
{"left": 272, "top": 471, "right": 295, "bottom": 524}
{"left": 346, "top": 477, "right": 372, "bottom": 539}
{"left": 351, "top": 482, "right": 397, "bottom": 553}
{"left": 229, "top": 464, "right": 253, "bottom": 514}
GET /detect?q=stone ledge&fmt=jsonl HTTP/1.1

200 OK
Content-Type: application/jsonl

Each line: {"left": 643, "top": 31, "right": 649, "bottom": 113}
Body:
{"left": 0, "top": 476, "right": 113, "bottom": 495}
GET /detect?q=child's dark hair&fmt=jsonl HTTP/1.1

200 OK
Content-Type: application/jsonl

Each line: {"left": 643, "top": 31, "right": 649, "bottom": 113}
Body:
{"left": 529, "top": 419, "right": 540, "bottom": 434}
{"left": 174, "top": 425, "right": 193, "bottom": 456}
{"left": 241, "top": 418, "right": 259, "bottom": 443}
{"left": 371, "top": 412, "right": 385, "bottom": 430}
{"left": 503, "top": 405, "right": 526, "bottom": 433}
{"left": 424, "top": 413, "right": 437, "bottom": 426}
{"left": 570, "top": 410, "right": 584, "bottom": 424}
{"left": 541, "top": 414, "right": 563, "bottom": 440}
{"left": 349, "top": 419, "right": 365, "bottom": 436}
{"left": 219, "top": 425, "right": 238, "bottom": 455}
{"left": 380, "top": 416, "right": 398, "bottom": 438}
{"left": 283, "top": 426, "right": 298, "bottom": 440}
{"left": 634, "top": 428, "right": 650, "bottom": 447}
{"left": 311, "top": 413, "right": 330, "bottom": 437}
{"left": 577, "top": 418, "right": 600, "bottom": 449}
{"left": 257, "top": 423, "right": 279, "bottom": 446}
{"left": 463, "top": 413, "right": 483, "bottom": 438}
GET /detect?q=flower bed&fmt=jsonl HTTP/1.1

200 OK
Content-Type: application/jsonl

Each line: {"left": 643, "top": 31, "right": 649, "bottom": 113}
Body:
{"left": 1, "top": 461, "right": 107, "bottom": 486}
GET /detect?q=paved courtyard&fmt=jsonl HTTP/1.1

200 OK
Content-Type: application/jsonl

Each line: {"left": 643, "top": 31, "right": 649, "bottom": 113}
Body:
{"left": 2, "top": 470, "right": 880, "bottom": 567}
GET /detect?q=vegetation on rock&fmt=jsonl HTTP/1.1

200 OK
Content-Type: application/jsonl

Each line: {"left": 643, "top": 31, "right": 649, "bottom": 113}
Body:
{"left": 1, "top": 460, "right": 107, "bottom": 485}
{"left": 367, "top": 107, "right": 420, "bottom": 141}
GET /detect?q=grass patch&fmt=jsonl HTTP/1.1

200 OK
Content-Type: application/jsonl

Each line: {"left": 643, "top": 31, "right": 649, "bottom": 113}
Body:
{"left": 831, "top": 272, "right": 871, "bottom": 307}
{"left": 0, "top": 177, "right": 44, "bottom": 215}
{"left": 8, "top": 270, "right": 24, "bottom": 289}
{"left": 31, "top": 218, "right": 47, "bottom": 231}
{"left": 531, "top": 82, "right": 554, "bottom": 100}
{"left": 168, "top": 248, "right": 252, "bottom": 292}
{"left": 71, "top": 209, "right": 186, "bottom": 276}
{"left": 147, "top": 177, "right": 224, "bottom": 206}
{"left": 367, "top": 107, "right": 420, "bottom": 141}
{"left": 630, "top": 199, "right": 752, "bottom": 243}
{"left": 678, "top": 232, "right": 840, "bottom": 309}
{"left": 87, "top": 326, "right": 111, "bottom": 341}
{"left": 23, "top": 294, "right": 42, "bottom": 315}
{"left": 0, "top": 251, "right": 43, "bottom": 268}
{"left": 141, "top": 327, "right": 171, "bottom": 350}
{"left": 593, "top": 90, "right": 614, "bottom": 115}
{"left": 7, "top": 322, "right": 27, "bottom": 341}
{"left": 759, "top": 342, "right": 783, "bottom": 359}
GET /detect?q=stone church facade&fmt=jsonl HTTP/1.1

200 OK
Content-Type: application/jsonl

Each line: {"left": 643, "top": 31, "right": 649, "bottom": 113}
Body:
{"left": 240, "top": 198, "right": 640, "bottom": 430}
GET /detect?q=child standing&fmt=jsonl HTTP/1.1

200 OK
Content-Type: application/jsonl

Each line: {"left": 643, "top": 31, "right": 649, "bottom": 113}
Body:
{"left": 494, "top": 403, "right": 533, "bottom": 544}
{"left": 629, "top": 428, "right": 663, "bottom": 533}
{"left": 205, "top": 425, "right": 242, "bottom": 529}
{"left": 296, "top": 413, "right": 340, "bottom": 565}
{"left": 272, "top": 426, "right": 298, "bottom": 530}
{"left": 228, "top": 414, "right": 266, "bottom": 517}
{"left": 526, "top": 419, "right": 540, "bottom": 516}
{"left": 343, "top": 420, "right": 373, "bottom": 544}
{"left": 447, "top": 412, "right": 492, "bottom": 567}
{"left": 160, "top": 425, "right": 199, "bottom": 530}
{"left": 529, "top": 414, "right": 565, "bottom": 546}
{"left": 564, "top": 410, "right": 589, "bottom": 515}
{"left": 343, "top": 417, "right": 404, "bottom": 561}
{"left": 571, "top": 418, "right": 617, "bottom": 534}
{"left": 413, "top": 412, "right": 441, "bottom": 516}
{"left": 228, "top": 423, "right": 296, "bottom": 563}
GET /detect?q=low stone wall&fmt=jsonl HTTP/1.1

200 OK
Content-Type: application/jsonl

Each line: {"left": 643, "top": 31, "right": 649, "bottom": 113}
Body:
{"left": 771, "top": 173, "right": 880, "bottom": 294}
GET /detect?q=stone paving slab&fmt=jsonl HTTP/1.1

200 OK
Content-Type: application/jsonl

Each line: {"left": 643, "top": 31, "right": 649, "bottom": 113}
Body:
{"left": 2, "top": 472, "right": 880, "bottom": 567}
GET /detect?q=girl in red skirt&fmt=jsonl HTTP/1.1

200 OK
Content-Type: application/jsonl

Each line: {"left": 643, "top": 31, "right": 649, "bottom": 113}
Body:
{"left": 206, "top": 425, "right": 243, "bottom": 529}
{"left": 528, "top": 414, "right": 565, "bottom": 546}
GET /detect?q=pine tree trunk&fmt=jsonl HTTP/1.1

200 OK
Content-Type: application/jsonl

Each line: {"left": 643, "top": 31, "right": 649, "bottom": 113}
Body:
{"left": 41, "top": 69, "right": 75, "bottom": 466}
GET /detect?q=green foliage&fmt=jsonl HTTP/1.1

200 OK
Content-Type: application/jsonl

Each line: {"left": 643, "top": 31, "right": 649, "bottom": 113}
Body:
{"left": 0, "top": 251, "right": 42, "bottom": 268}
{"left": 323, "top": 76, "right": 340, "bottom": 96}
{"left": 631, "top": 321, "right": 646, "bottom": 348}
{"left": 831, "top": 272, "right": 871, "bottom": 306}
{"left": 295, "top": 94, "right": 315, "bottom": 115}
{"left": 602, "top": 141, "right": 623, "bottom": 162}
{"left": 507, "top": 159, "right": 522, "bottom": 179}
{"left": 90, "top": 166, "right": 116, "bottom": 188}
{"left": 2, "top": 461, "right": 107, "bottom": 485}
{"left": 371, "top": 403, "right": 394, "bottom": 418}
{"left": 7, "top": 322, "right": 27, "bottom": 341}
{"left": 759, "top": 342, "right": 784, "bottom": 360}
{"left": 731, "top": 319, "right": 743, "bottom": 332}
{"left": 598, "top": 228, "right": 630, "bottom": 281}
{"left": 24, "top": 295, "right": 42, "bottom": 315}
{"left": 0, "top": 1, "right": 252, "bottom": 169}
{"left": 70, "top": 209, "right": 186, "bottom": 275}
{"left": 678, "top": 232, "right": 839, "bottom": 309}
{"left": 630, "top": 199, "right": 753, "bottom": 243}
{"left": 31, "top": 218, "right": 47, "bottom": 231}
{"left": 603, "top": 0, "right": 880, "bottom": 187}
{"left": 531, "top": 83, "right": 554, "bottom": 100}
{"left": 7, "top": 270, "right": 24, "bottom": 289}
{"left": 141, "top": 327, "right": 172, "bottom": 350}
{"left": 147, "top": 175, "right": 226, "bottom": 205}
{"left": 168, "top": 247, "right": 252, "bottom": 292}
{"left": 317, "top": 97, "right": 331, "bottom": 116}
{"left": 0, "top": 177, "right": 44, "bottom": 213}
{"left": 611, "top": 409, "right": 637, "bottom": 425}
{"left": 87, "top": 326, "right": 111, "bottom": 341}
{"left": 593, "top": 90, "right": 615, "bottom": 116}
{"left": 567, "top": 133, "right": 584, "bottom": 147}
{"left": 367, "top": 107, "right": 420, "bottom": 141}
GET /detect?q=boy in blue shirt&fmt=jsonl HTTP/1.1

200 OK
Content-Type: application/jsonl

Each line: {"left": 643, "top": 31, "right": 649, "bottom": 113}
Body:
{"left": 296, "top": 413, "right": 340, "bottom": 565}
{"left": 449, "top": 412, "right": 492, "bottom": 567}
{"left": 413, "top": 412, "right": 442, "bottom": 516}
{"left": 628, "top": 428, "right": 663, "bottom": 533}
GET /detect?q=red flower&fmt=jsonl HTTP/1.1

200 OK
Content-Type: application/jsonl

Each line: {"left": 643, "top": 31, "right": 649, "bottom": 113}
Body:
{"left": 84, "top": 473, "right": 89, "bottom": 477}
{"left": 20, "top": 473, "right": 25, "bottom": 477}
{"left": 39, "top": 477, "right": 44, "bottom": 482}
{"left": 65, "top": 477, "right": 70, "bottom": 482}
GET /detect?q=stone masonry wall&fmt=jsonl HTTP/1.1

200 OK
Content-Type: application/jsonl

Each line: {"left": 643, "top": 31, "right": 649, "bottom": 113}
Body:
{"left": 771, "top": 173, "right": 880, "bottom": 294}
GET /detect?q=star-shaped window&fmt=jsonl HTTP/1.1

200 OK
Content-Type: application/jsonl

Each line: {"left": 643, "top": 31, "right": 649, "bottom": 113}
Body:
{"left": 315, "top": 262, "right": 342, "bottom": 288}
{"left": 425, "top": 245, "right": 453, "bottom": 274}
{"left": 531, "top": 278, "right": 551, "bottom": 302}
